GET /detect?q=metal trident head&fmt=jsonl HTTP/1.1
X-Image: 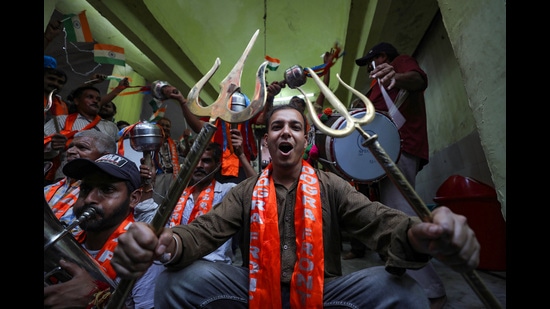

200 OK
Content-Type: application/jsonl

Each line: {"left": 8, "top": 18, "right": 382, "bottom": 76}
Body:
{"left": 298, "top": 67, "right": 376, "bottom": 138}
{"left": 186, "top": 29, "right": 268, "bottom": 124}
{"left": 45, "top": 89, "right": 56, "bottom": 113}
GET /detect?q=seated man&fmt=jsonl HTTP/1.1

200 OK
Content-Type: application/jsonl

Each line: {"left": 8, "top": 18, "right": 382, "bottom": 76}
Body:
{"left": 110, "top": 105, "right": 480, "bottom": 308}
{"left": 44, "top": 154, "right": 164, "bottom": 309}
{"left": 141, "top": 142, "right": 236, "bottom": 264}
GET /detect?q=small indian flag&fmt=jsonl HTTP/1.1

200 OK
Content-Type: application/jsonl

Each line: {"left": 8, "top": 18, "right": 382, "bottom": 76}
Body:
{"left": 62, "top": 11, "right": 93, "bottom": 43}
{"left": 265, "top": 55, "right": 280, "bottom": 71}
{"left": 148, "top": 99, "right": 166, "bottom": 122}
{"left": 94, "top": 44, "right": 126, "bottom": 66}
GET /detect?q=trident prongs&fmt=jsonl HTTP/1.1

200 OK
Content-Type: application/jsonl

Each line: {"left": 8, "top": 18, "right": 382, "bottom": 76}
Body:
{"left": 45, "top": 89, "right": 55, "bottom": 113}
{"left": 302, "top": 68, "right": 503, "bottom": 309}
{"left": 187, "top": 29, "right": 268, "bottom": 125}
{"left": 45, "top": 88, "right": 61, "bottom": 132}
{"left": 301, "top": 68, "right": 376, "bottom": 138}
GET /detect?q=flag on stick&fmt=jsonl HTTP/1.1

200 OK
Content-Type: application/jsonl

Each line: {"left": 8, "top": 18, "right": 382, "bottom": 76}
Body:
{"left": 62, "top": 11, "right": 93, "bottom": 43}
{"left": 94, "top": 44, "right": 126, "bottom": 66}
{"left": 265, "top": 55, "right": 280, "bottom": 71}
{"left": 148, "top": 99, "right": 166, "bottom": 122}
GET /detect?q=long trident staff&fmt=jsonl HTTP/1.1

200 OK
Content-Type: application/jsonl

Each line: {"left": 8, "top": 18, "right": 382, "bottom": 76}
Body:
{"left": 301, "top": 68, "right": 502, "bottom": 309}
{"left": 105, "top": 29, "right": 267, "bottom": 309}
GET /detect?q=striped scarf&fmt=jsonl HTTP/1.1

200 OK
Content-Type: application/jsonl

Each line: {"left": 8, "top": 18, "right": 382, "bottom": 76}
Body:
{"left": 45, "top": 178, "right": 81, "bottom": 219}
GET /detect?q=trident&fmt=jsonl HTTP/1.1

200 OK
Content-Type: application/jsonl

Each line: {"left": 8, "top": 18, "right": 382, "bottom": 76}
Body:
{"left": 297, "top": 68, "right": 502, "bottom": 309}
{"left": 45, "top": 89, "right": 61, "bottom": 132}
{"left": 106, "top": 29, "right": 267, "bottom": 309}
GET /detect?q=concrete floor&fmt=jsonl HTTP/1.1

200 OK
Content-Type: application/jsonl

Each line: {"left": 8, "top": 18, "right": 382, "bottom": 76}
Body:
{"left": 339, "top": 241, "right": 506, "bottom": 308}
{"left": 233, "top": 241, "right": 506, "bottom": 308}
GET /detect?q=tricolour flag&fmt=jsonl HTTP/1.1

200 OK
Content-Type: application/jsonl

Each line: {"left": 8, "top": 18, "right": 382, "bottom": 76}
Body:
{"left": 265, "top": 55, "right": 280, "bottom": 71}
{"left": 94, "top": 44, "right": 126, "bottom": 66}
{"left": 148, "top": 99, "right": 166, "bottom": 122}
{"left": 62, "top": 11, "right": 93, "bottom": 43}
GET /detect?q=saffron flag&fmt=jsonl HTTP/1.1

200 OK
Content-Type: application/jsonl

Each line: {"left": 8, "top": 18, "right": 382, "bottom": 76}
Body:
{"left": 94, "top": 44, "right": 126, "bottom": 66}
{"left": 62, "top": 11, "right": 93, "bottom": 43}
{"left": 265, "top": 55, "right": 280, "bottom": 71}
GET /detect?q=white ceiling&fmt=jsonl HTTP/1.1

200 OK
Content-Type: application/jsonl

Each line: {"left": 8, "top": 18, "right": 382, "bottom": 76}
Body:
{"left": 48, "top": 0, "right": 439, "bottom": 108}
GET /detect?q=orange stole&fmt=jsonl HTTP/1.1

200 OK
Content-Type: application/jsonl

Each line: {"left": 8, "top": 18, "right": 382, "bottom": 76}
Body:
{"left": 74, "top": 213, "right": 135, "bottom": 280}
{"left": 44, "top": 94, "right": 68, "bottom": 117}
{"left": 168, "top": 179, "right": 216, "bottom": 227}
{"left": 249, "top": 160, "right": 324, "bottom": 308}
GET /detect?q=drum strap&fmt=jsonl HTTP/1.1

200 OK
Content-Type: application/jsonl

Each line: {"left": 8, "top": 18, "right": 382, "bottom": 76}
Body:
{"left": 366, "top": 81, "right": 408, "bottom": 129}
{"left": 366, "top": 83, "right": 408, "bottom": 109}
{"left": 394, "top": 89, "right": 409, "bottom": 110}
{"left": 378, "top": 81, "right": 405, "bottom": 129}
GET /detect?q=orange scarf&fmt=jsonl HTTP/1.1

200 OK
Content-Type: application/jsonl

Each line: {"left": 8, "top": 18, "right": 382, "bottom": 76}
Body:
{"left": 44, "top": 113, "right": 102, "bottom": 147}
{"left": 74, "top": 213, "right": 134, "bottom": 280}
{"left": 46, "top": 178, "right": 81, "bottom": 219}
{"left": 168, "top": 179, "right": 216, "bottom": 227}
{"left": 166, "top": 137, "right": 180, "bottom": 177}
{"left": 249, "top": 160, "right": 323, "bottom": 308}
{"left": 44, "top": 114, "right": 102, "bottom": 182}
{"left": 44, "top": 94, "right": 68, "bottom": 117}
{"left": 153, "top": 137, "right": 180, "bottom": 179}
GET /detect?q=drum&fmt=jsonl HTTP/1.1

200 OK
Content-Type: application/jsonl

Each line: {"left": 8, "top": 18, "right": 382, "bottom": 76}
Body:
{"left": 315, "top": 110, "right": 401, "bottom": 183}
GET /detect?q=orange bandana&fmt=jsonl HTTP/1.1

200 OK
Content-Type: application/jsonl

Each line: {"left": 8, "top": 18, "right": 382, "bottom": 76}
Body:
{"left": 168, "top": 179, "right": 216, "bottom": 226}
{"left": 249, "top": 160, "right": 324, "bottom": 308}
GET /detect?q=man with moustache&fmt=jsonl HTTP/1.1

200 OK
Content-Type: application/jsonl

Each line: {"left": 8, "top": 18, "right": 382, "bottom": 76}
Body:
{"left": 111, "top": 105, "right": 480, "bottom": 308}
{"left": 141, "top": 142, "right": 236, "bottom": 264}
{"left": 43, "top": 154, "right": 163, "bottom": 309}
{"left": 44, "top": 85, "right": 119, "bottom": 184}
{"left": 44, "top": 130, "right": 117, "bottom": 236}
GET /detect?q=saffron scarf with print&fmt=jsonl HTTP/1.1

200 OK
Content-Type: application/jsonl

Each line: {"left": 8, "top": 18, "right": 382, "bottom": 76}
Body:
{"left": 249, "top": 160, "right": 324, "bottom": 308}
{"left": 74, "top": 213, "right": 134, "bottom": 280}
{"left": 153, "top": 137, "right": 180, "bottom": 179}
{"left": 168, "top": 179, "right": 216, "bottom": 227}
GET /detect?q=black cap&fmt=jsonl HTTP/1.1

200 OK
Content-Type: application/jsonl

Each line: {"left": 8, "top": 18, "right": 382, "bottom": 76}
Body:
{"left": 63, "top": 154, "right": 141, "bottom": 192}
{"left": 355, "top": 42, "right": 399, "bottom": 66}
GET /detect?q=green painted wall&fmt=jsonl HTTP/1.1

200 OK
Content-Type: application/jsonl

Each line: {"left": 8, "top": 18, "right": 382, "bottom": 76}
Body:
{"left": 438, "top": 0, "right": 506, "bottom": 219}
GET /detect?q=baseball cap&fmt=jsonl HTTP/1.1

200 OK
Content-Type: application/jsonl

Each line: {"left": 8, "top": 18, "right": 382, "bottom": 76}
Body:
{"left": 63, "top": 154, "right": 141, "bottom": 192}
{"left": 44, "top": 55, "right": 57, "bottom": 68}
{"left": 355, "top": 42, "right": 399, "bottom": 66}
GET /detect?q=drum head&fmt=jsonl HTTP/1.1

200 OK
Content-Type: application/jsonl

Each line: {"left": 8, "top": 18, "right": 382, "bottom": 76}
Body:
{"left": 328, "top": 111, "right": 401, "bottom": 182}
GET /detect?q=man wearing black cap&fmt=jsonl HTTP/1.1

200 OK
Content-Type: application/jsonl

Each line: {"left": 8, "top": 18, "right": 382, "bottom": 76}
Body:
{"left": 352, "top": 42, "right": 447, "bottom": 308}
{"left": 43, "top": 154, "right": 163, "bottom": 309}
